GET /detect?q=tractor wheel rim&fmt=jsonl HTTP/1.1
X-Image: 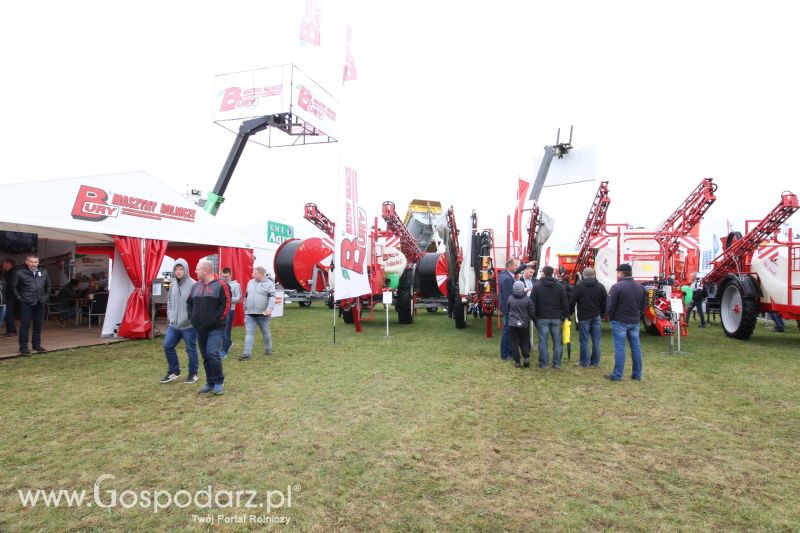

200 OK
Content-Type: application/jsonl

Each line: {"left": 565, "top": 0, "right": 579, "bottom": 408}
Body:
{"left": 721, "top": 284, "right": 743, "bottom": 331}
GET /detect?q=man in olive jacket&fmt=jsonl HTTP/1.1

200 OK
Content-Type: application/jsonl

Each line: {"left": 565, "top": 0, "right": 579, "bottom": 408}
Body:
{"left": 12, "top": 254, "right": 51, "bottom": 355}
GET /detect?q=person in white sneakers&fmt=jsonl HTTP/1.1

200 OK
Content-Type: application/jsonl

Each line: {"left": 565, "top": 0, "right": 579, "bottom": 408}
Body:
{"left": 160, "top": 259, "right": 199, "bottom": 384}
{"left": 240, "top": 267, "right": 276, "bottom": 360}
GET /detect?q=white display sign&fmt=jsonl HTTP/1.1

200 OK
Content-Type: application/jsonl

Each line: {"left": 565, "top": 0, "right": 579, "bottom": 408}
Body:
{"left": 382, "top": 290, "right": 392, "bottom": 304}
{"left": 670, "top": 297, "right": 684, "bottom": 314}
{"left": 213, "top": 65, "right": 291, "bottom": 123}
{"left": 272, "top": 290, "right": 285, "bottom": 318}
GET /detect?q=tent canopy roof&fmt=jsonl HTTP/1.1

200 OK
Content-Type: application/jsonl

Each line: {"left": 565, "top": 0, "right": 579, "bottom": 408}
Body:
{"left": 0, "top": 171, "right": 253, "bottom": 248}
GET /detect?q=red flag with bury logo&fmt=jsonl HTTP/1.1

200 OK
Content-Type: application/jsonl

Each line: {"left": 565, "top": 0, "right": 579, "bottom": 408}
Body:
{"left": 512, "top": 178, "right": 531, "bottom": 255}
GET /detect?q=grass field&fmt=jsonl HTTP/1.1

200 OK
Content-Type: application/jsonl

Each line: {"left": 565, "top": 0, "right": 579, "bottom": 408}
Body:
{"left": 1, "top": 306, "right": 798, "bottom": 532}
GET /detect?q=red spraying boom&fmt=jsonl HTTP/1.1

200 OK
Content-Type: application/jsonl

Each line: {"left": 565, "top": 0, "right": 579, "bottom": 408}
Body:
{"left": 304, "top": 203, "right": 335, "bottom": 239}
{"left": 381, "top": 201, "right": 426, "bottom": 264}
{"left": 570, "top": 181, "right": 610, "bottom": 280}
{"left": 704, "top": 191, "right": 799, "bottom": 286}
{"left": 653, "top": 178, "right": 717, "bottom": 284}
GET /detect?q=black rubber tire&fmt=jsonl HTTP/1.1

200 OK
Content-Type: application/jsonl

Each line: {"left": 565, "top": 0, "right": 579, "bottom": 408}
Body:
{"left": 719, "top": 277, "right": 758, "bottom": 339}
{"left": 396, "top": 268, "right": 414, "bottom": 324}
{"left": 341, "top": 308, "right": 354, "bottom": 324}
{"left": 298, "top": 301, "right": 312, "bottom": 307}
{"left": 425, "top": 307, "right": 438, "bottom": 313}
{"left": 725, "top": 231, "right": 743, "bottom": 251}
{"left": 453, "top": 298, "right": 467, "bottom": 329}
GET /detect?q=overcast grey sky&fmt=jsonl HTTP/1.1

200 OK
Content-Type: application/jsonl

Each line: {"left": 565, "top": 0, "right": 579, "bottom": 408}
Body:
{"left": 1, "top": 0, "right": 798, "bottom": 257}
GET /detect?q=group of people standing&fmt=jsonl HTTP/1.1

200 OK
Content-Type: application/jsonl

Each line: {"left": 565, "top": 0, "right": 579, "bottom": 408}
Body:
{"left": 498, "top": 258, "right": 646, "bottom": 381}
{"left": 159, "top": 259, "right": 276, "bottom": 396}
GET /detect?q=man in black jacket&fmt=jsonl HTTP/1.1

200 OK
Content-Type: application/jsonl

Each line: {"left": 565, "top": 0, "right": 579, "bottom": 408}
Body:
{"left": 12, "top": 254, "right": 51, "bottom": 355}
{"left": 188, "top": 260, "right": 231, "bottom": 395}
{"left": 570, "top": 267, "right": 607, "bottom": 367}
{"left": 605, "top": 263, "right": 646, "bottom": 381}
{"left": 531, "top": 265, "right": 569, "bottom": 368}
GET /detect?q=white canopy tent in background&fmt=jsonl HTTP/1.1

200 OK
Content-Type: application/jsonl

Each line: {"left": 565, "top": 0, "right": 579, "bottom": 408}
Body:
{"left": 0, "top": 171, "right": 255, "bottom": 337}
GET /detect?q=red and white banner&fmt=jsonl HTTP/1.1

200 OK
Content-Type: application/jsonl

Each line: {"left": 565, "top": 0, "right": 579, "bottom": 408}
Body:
{"left": 333, "top": 19, "right": 368, "bottom": 300}
{"left": 334, "top": 165, "right": 370, "bottom": 300}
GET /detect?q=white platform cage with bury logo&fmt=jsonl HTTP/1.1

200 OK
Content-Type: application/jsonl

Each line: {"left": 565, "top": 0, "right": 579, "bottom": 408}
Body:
{"left": 213, "top": 63, "right": 338, "bottom": 147}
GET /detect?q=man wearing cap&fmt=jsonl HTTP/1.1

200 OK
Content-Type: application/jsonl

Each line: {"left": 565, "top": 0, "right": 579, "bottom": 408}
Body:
{"left": 605, "top": 263, "right": 646, "bottom": 381}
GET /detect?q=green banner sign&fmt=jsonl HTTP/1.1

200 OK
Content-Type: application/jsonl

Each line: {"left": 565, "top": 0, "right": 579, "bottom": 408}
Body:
{"left": 267, "top": 221, "right": 294, "bottom": 244}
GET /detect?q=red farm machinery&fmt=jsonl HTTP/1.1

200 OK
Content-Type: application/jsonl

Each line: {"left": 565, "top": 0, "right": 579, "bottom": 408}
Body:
{"left": 703, "top": 191, "right": 799, "bottom": 339}
{"left": 570, "top": 178, "right": 718, "bottom": 337}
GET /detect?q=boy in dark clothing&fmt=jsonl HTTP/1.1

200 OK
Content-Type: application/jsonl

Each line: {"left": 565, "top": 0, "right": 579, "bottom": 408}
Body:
{"left": 187, "top": 261, "right": 231, "bottom": 395}
{"left": 570, "top": 267, "right": 608, "bottom": 367}
{"left": 507, "top": 281, "right": 536, "bottom": 368}
{"left": 531, "top": 266, "right": 569, "bottom": 368}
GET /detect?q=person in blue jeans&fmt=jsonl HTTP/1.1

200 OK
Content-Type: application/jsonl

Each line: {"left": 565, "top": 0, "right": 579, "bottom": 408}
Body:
{"left": 569, "top": 267, "right": 607, "bottom": 367}
{"left": 240, "top": 267, "right": 276, "bottom": 360}
{"left": 160, "top": 259, "right": 199, "bottom": 384}
{"left": 531, "top": 266, "right": 569, "bottom": 368}
{"left": 187, "top": 260, "right": 230, "bottom": 395}
{"left": 605, "top": 263, "right": 646, "bottom": 381}
{"left": 498, "top": 258, "right": 532, "bottom": 361}
{"left": 219, "top": 267, "right": 242, "bottom": 358}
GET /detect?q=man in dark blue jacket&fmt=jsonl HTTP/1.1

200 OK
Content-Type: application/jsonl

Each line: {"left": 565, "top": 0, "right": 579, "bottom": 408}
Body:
{"left": 570, "top": 267, "right": 607, "bottom": 367}
{"left": 187, "top": 260, "right": 231, "bottom": 395}
{"left": 605, "top": 263, "right": 646, "bottom": 381}
{"left": 498, "top": 258, "right": 519, "bottom": 361}
{"left": 531, "top": 265, "right": 569, "bottom": 368}
{"left": 498, "top": 258, "right": 532, "bottom": 361}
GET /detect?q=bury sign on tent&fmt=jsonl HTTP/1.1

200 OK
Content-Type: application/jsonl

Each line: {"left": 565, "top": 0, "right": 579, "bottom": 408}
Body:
{"left": 0, "top": 171, "right": 254, "bottom": 339}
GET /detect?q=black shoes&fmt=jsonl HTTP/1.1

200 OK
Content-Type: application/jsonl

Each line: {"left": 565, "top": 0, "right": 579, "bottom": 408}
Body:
{"left": 19, "top": 348, "right": 30, "bottom": 355}
{"left": 33, "top": 346, "right": 46, "bottom": 352}
{"left": 604, "top": 374, "right": 621, "bottom": 381}
{"left": 523, "top": 359, "right": 530, "bottom": 368}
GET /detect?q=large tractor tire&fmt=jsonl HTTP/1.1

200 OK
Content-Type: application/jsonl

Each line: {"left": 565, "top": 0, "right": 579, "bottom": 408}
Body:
{"left": 453, "top": 298, "right": 467, "bottom": 329}
{"left": 396, "top": 268, "right": 414, "bottom": 324}
{"left": 298, "top": 301, "right": 313, "bottom": 307}
{"left": 719, "top": 276, "right": 759, "bottom": 339}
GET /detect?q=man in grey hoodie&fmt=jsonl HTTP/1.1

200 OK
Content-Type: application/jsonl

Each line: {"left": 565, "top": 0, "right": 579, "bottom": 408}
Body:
{"left": 160, "top": 259, "right": 199, "bottom": 384}
{"left": 240, "top": 266, "right": 276, "bottom": 360}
